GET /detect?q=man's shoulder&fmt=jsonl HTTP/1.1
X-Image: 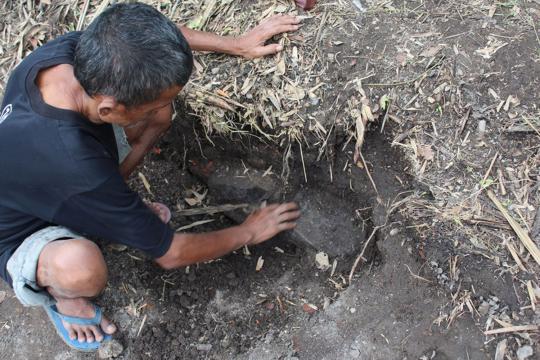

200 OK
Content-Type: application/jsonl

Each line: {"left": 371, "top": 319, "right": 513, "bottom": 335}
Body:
{"left": 24, "top": 32, "right": 82, "bottom": 64}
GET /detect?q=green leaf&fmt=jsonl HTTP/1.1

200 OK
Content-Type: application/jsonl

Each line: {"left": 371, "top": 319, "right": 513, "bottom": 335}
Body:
{"left": 479, "top": 177, "right": 494, "bottom": 189}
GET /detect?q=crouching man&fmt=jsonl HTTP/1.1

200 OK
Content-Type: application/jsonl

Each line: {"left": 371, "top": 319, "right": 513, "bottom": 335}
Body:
{"left": 0, "top": 2, "right": 300, "bottom": 351}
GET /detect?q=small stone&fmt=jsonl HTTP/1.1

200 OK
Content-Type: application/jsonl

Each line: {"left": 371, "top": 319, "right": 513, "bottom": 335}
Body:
{"left": 516, "top": 345, "right": 533, "bottom": 360}
{"left": 389, "top": 228, "right": 399, "bottom": 236}
{"left": 98, "top": 340, "right": 124, "bottom": 359}
{"left": 315, "top": 252, "right": 331, "bottom": 270}
{"left": 211, "top": 67, "right": 219, "bottom": 75}
{"left": 179, "top": 295, "right": 191, "bottom": 308}
{"left": 478, "top": 120, "right": 486, "bottom": 134}
{"left": 349, "top": 349, "right": 360, "bottom": 359}
{"left": 323, "top": 297, "right": 331, "bottom": 310}
{"left": 302, "top": 303, "right": 318, "bottom": 314}
{"left": 350, "top": 307, "right": 356, "bottom": 314}
{"left": 196, "top": 343, "right": 212, "bottom": 352}
{"left": 220, "top": 338, "right": 230, "bottom": 349}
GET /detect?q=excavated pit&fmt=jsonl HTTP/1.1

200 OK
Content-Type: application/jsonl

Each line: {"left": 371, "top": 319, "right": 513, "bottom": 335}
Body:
{"left": 169, "top": 111, "right": 412, "bottom": 262}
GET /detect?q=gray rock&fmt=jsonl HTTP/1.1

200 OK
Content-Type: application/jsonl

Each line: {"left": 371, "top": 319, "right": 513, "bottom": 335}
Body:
{"left": 478, "top": 302, "right": 489, "bottom": 316}
{"left": 349, "top": 349, "right": 360, "bottom": 358}
{"left": 290, "top": 189, "right": 366, "bottom": 256}
{"left": 516, "top": 345, "right": 533, "bottom": 360}
{"left": 191, "top": 158, "right": 366, "bottom": 256}
{"left": 98, "top": 340, "right": 124, "bottom": 359}
{"left": 196, "top": 343, "right": 212, "bottom": 352}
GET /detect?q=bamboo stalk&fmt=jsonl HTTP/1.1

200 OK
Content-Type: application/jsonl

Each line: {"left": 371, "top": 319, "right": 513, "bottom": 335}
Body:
{"left": 484, "top": 324, "right": 538, "bottom": 335}
{"left": 487, "top": 190, "right": 540, "bottom": 266}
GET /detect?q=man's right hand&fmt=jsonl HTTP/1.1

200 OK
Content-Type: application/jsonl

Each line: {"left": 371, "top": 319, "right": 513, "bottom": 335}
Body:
{"left": 156, "top": 202, "right": 300, "bottom": 270}
{"left": 242, "top": 202, "right": 300, "bottom": 245}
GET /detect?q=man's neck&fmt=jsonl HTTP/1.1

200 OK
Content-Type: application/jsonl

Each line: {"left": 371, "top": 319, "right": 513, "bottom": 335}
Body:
{"left": 36, "top": 64, "right": 101, "bottom": 124}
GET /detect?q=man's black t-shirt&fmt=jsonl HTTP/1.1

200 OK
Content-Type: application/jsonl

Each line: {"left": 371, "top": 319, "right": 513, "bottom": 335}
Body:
{"left": 0, "top": 32, "right": 174, "bottom": 285}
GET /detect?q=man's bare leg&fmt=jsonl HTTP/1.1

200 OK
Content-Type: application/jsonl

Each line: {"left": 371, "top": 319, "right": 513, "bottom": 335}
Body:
{"left": 36, "top": 239, "right": 116, "bottom": 343}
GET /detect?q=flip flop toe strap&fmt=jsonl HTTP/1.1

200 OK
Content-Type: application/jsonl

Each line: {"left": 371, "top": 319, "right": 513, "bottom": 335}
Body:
{"left": 50, "top": 304, "right": 102, "bottom": 326}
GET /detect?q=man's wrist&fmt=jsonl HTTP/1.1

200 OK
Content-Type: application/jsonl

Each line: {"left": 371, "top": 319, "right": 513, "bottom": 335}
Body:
{"left": 226, "top": 36, "right": 247, "bottom": 57}
{"left": 237, "top": 223, "right": 255, "bottom": 246}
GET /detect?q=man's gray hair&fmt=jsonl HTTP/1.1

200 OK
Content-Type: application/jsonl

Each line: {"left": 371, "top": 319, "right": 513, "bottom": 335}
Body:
{"left": 74, "top": 2, "right": 193, "bottom": 107}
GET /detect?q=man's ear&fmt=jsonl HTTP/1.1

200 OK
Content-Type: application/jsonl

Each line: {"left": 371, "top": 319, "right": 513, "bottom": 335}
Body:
{"left": 96, "top": 96, "right": 120, "bottom": 119}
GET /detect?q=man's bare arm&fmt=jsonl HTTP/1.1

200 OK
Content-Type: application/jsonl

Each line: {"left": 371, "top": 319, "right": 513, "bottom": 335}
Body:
{"left": 119, "top": 105, "right": 173, "bottom": 179}
{"left": 178, "top": 14, "right": 300, "bottom": 59}
{"left": 156, "top": 203, "right": 300, "bottom": 269}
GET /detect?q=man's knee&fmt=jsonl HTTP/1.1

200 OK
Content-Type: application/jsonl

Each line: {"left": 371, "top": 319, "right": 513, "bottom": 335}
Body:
{"left": 38, "top": 239, "right": 108, "bottom": 298}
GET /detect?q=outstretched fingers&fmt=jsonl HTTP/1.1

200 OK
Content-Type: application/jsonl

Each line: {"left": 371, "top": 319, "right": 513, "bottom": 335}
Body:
{"left": 251, "top": 44, "right": 284, "bottom": 58}
{"left": 261, "top": 14, "right": 300, "bottom": 25}
{"left": 260, "top": 22, "right": 301, "bottom": 39}
{"left": 276, "top": 203, "right": 300, "bottom": 226}
{"left": 276, "top": 202, "right": 300, "bottom": 213}
{"left": 279, "top": 210, "right": 301, "bottom": 222}
{"left": 278, "top": 221, "right": 297, "bottom": 231}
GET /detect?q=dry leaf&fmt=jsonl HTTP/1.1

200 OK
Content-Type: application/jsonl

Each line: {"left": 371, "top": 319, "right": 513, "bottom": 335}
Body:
{"left": 184, "top": 197, "right": 200, "bottom": 206}
{"left": 396, "top": 52, "right": 408, "bottom": 66}
{"left": 475, "top": 38, "right": 508, "bottom": 59}
{"left": 138, "top": 172, "right": 153, "bottom": 196}
{"left": 503, "top": 95, "right": 519, "bottom": 111}
{"left": 255, "top": 256, "right": 264, "bottom": 272}
{"left": 108, "top": 244, "right": 128, "bottom": 252}
{"left": 302, "top": 303, "right": 318, "bottom": 314}
{"left": 420, "top": 45, "right": 443, "bottom": 58}
{"left": 315, "top": 252, "right": 330, "bottom": 270}
{"left": 494, "top": 339, "right": 507, "bottom": 360}
{"left": 0, "top": 290, "right": 5, "bottom": 304}
{"left": 284, "top": 84, "right": 306, "bottom": 101}
{"left": 417, "top": 144, "right": 434, "bottom": 161}
{"left": 276, "top": 57, "right": 286, "bottom": 76}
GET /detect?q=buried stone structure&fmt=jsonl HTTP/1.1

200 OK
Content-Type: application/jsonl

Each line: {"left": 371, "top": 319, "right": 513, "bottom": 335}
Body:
{"left": 189, "top": 155, "right": 368, "bottom": 257}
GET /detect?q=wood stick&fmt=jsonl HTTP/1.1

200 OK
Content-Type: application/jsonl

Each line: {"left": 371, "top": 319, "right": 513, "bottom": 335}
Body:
{"left": 177, "top": 204, "right": 249, "bottom": 217}
{"left": 76, "top": 0, "right": 91, "bottom": 31}
{"left": 176, "top": 219, "right": 215, "bottom": 232}
{"left": 359, "top": 152, "right": 379, "bottom": 195}
{"left": 348, "top": 226, "right": 382, "bottom": 283}
{"left": 299, "top": 141, "right": 308, "bottom": 183}
{"left": 526, "top": 281, "right": 536, "bottom": 312}
{"left": 523, "top": 117, "right": 540, "bottom": 137}
{"left": 505, "top": 241, "right": 527, "bottom": 272}
{"left": 484, "top": 324, "right": 538, "bottom": 335}
{"left": 482, "top": 152, "right": 498, "bottom": 183}
{"left": 487, "top": 190, "right": 540, "bottom": 266}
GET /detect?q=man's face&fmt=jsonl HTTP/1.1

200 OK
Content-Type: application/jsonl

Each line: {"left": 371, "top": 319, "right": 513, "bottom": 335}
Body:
{"left": 96, "top": 85, "right": 183, "bottom": 127}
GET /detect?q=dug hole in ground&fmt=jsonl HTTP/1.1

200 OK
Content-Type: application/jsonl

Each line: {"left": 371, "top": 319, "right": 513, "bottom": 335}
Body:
{"left": 1, "top": 0, "right": 539, "bottom": 359}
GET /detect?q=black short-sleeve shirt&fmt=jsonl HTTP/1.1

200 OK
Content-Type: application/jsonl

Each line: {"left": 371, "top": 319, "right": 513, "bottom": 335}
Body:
{"left": 0, "top": 32, "right": 174, "bottom": 285}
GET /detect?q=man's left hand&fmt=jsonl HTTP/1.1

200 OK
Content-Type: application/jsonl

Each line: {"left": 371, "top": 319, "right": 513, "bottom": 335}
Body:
{"left": 235, "top": 15, "right": 301, "bottom": 59}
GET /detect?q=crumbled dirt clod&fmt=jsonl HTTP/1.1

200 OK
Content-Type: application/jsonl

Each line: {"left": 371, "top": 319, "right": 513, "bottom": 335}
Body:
{"left": 98, "top": 340, "right": 124, "bottom": 359}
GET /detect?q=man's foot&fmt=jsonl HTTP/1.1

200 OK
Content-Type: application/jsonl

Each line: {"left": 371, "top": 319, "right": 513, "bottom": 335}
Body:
{"left": 55, "top": 298, "right": 116, "bottom": 343}
{"left": 146, "top": 201, "right": 172, "bottom": 223}
{"left": 296, "top": 0, "right": 316, "bottom": 10}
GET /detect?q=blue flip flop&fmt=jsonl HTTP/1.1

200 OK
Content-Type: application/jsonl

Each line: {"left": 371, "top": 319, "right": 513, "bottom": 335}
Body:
{"left": 44, "top": 304, "right": 112, "bottom": 351}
